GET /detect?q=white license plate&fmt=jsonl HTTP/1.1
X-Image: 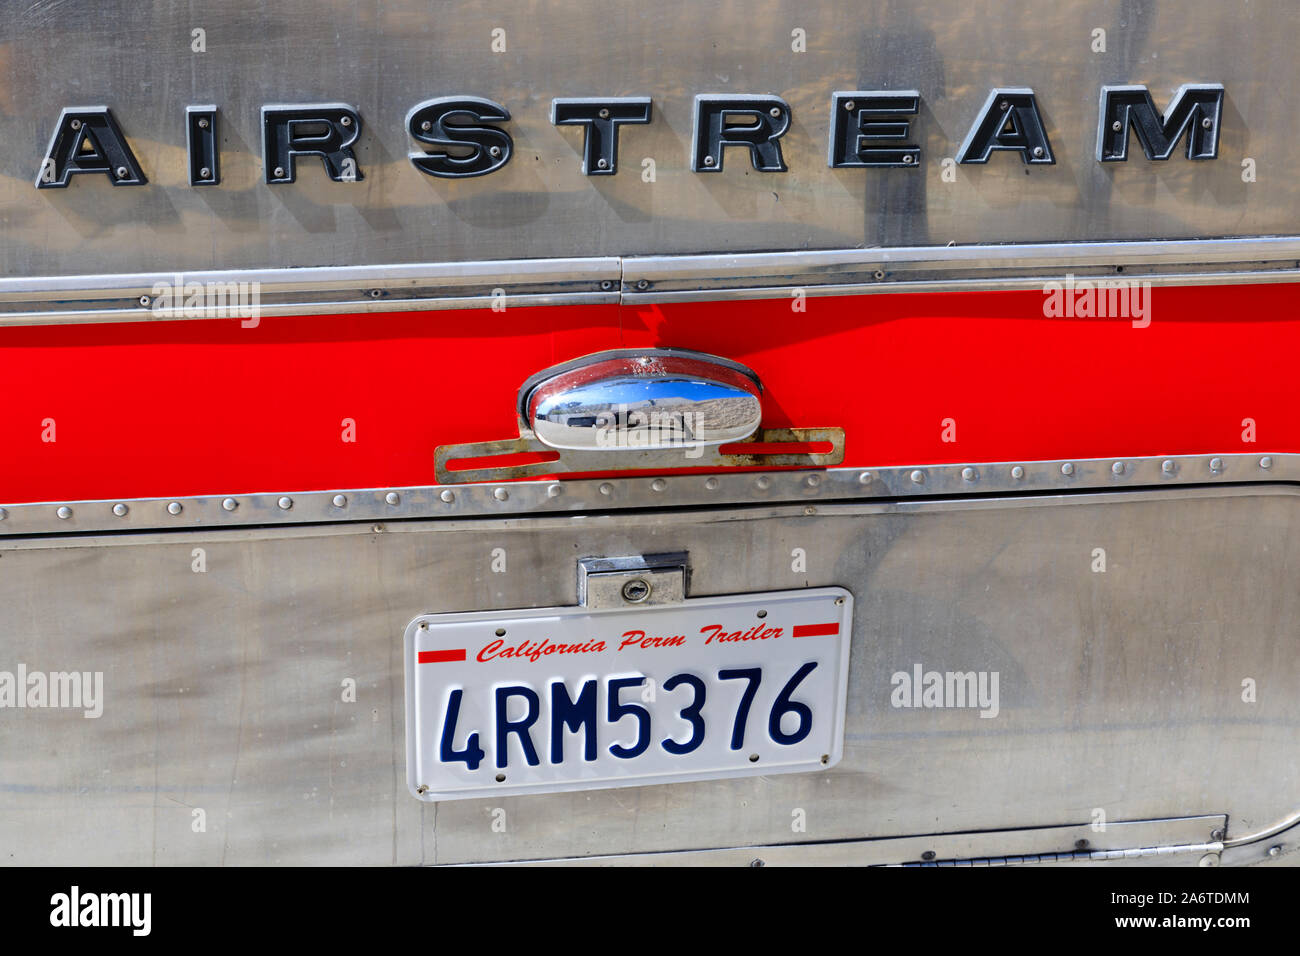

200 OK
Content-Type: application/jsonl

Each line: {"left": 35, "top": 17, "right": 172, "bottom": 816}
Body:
{"left": 404, "top": 587, "right": 853, "bottom": 800}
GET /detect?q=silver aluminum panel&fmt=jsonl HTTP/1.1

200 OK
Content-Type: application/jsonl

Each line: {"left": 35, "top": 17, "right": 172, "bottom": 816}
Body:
{"left": 0, "top": 485, "right": 1296, "bottom": 864}
{"left": 0, "top": 0, "right": 1293, "bottom": 278}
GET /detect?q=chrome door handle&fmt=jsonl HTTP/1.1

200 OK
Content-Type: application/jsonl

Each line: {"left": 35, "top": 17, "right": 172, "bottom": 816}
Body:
{"left": 520, "top": 349, "right": 763, "bottom": 451}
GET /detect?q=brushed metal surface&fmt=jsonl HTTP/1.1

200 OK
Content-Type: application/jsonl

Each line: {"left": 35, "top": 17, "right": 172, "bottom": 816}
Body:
{"left": 0, "top": 486, "right": 1295, "bottom": 864}
{"left": 0, "top": 0, "right": 1290, "bottom": 277}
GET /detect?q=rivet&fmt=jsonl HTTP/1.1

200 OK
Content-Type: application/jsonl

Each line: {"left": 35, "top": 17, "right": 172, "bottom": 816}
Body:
{"left": 1162, "top": 459, "right": 1175, "bottom": 474}
{"left": 600, "top": 280, "right": 613, "bottom": 291}
{"left": 1011, "top": 466, "right": 1025, "bottom": 479}
{"left": 493, "top": 487, "right": 509, "bottom": 501}
{"left": 961, "top": 467, "right": 976, "bottom": 481}
{"left": 756, "top": 476, "right": 770, "bottom": 489}
{"left": 332, "top": 494, "right": 347, "bottom": 507}
{"left": 596, "top": 158, "right": 608, "bottom": 169}
{"left": 858, "top": 471, "right": 873, "bottom": 484}
{"left": 369, "top": 288, "right": 383, "bottom": 298}
{"left": 197, "top": 117, "right": 209, "bottom": 129}
{"left": 115, "top": 166, "right": 128, "bottom": 178}
{"left": 909, "top": 470, "right": 925, "bottom": 484}
{"left": 439, "top": 489, "right": 455, "bottom": 503}
{"left": 599, "top": 483, "right": 613, "bottom": 496}
{"left": 598, "top": 108, "right": 610, "bottom": 119}
{"left": 111, "top": 502, "right": 128, "bottom": 517}
{"left": 1032, "top": 146, "right": 1044, "bottom": 158}
{"left": 651, "top": 478, "right": 666, "bottom": 492}
{"left": 385, "top": 492, "right": 400, "bottom": 506}
{"left": 635, "top": 279, "right": 649, "bottom": 290}
{"left": 488, "top": 145, "right": 501, "bottom": 157}
{"left": 56, "top": 505, "right": 73, "bottom": 519}
{"left": 804, "top": 474, "right": 820, "bottom": 488}
{"left": 421, "top": 120, "right": 432, "bottom": 132}
{"left": 139, "top": 295, "right": 151, "bottom": 307}
{"left": 222, "top": 497, "right": 238, "bottom": 511}
{"left": 902, "top": 154, "right": 914, "bottom": 164}
{"left": 1210, "top": 457, "right": 1224, "bottom": 472}
{"left": 276, "top": 496, "right": 292, "bottom": 510}
{"left": 1268, "top": 845, "right": 1282, "bottom": 857}
{"left": 1061, "top": 462, "right": 1075, "bottom": 476}
{"left": 1111, "top": 120, "right": 1122, "bottom": 132}
{"left": 873, "top": 270, "right": 886, "bottom": 280}
{"left": 340, "top": 115, "right": 352, "bottom": 127}
{"left": 1260, "top": 456, "right": 1273, "bottom": 469}
{"left": 1201, "top": 117, "right": 1213, "bottom": 129}
{"left": 167, "top": 501, "right": 182, "bottom": 515}
{"left": 705, "top": 477, "right": 719, "bottom": 490}
{"left": 844, "top": 100, "right": 855, "bottom": 111}
{"left": 768, "top": 107, "right": 781, "bottom": 118}
{"left": 199, "top": 167, "right": 211, "bottom": 178}
{"left": 546, "top": 484, "right": 562, "bottom": 498}
{"left": 703, "top": 155, "right": 714, "bottom": 166}
{"left": 274, "top": 166, "right": 286, "bottom": 177}
{"left": 70, "top": 119, "right": 82, "bottom": 130}
{"left": 1111, "top": 461, "right": 1124, "bottom": 475}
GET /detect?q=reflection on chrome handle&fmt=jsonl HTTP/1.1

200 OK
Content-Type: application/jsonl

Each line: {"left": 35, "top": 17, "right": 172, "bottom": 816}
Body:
{"left": 521, "top": 349, "right": 763, "bottom": 452}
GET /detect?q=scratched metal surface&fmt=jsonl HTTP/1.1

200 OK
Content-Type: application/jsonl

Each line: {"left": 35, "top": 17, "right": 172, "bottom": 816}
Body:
{"left": 0, "top": 486, "right": 1295, "bottom": 864}
{"left": 0, "top": 0, "right": 1292, "bottom": 277}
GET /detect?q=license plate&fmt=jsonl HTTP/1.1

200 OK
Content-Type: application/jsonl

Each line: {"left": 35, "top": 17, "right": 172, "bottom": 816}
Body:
{"left": 404, "top": 587, "right": 853, "bottom": 800}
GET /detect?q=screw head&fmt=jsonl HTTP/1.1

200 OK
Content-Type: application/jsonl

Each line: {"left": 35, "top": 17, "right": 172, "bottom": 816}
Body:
{"left": 1211, "top": 828, "right": 1226, "bottom": 841}
{"left": 1112, "top": 120, "right": 1122, "bottom": 132}
{"left": 546, "top": 484, "right": 562, "bottom": 498}
{"left": 706, "top": 477, "right": 720, "bottom": 490}
{"left": 139, "top": 295, "right": 151, "bottom": 307}
{"left": 596, "top": 157, "right": 608, "bottom": 169}
{"left": 1000, "top": 100, "right": 1010, "bottom": 111}
{"left": 167, "top": 501, "right": 182, "bottom": 515}
{"left": 421, "top": 120, "right": 432, "bottom": 131}
{"left": 1210, "top": 457, "right": 1224, "bottom": 472}
{"left": 1162, "top": 459, "right": 1176, "bottom": 474}
{"left": 199, "top": 167, "right": 211, "bottom": 178}
{"left": 844, "top": 100, "right": 856, "bottom": 112}
{"left": 598, "top": 108, "right": 610, "bottom": 119}
{"left": 488, "top": 145, "right": 501, "bottom": 157}
{"left": 1202, "top": 117, "right": 1213, "bottom": 129}
{"left": 650, "top": 478, "right": 666, "bottom": 492}
{"left": 599, "top": 483, "right": 613, "bottom": 496}
{"left": 804, "top": 474, "right": 820, "bottom": 488}
{"left": 961, "top": 467, "right": 977, "bottom": 481}
{"left": 1111, "top": 461, "right": 1125, "bottom": 475}
{"left": 70, "top": 119, "right": 82, "bottom": 130}
{"left": 874, "top": 270, "right": 886, "bottom": 280}
{"left": 340, "top": 115, "right": 352, "bottom": 127}
{"left": 1011, "top": 466, "right": 1025, "bottom": 479}
{"left": 115, "top": 166, "right": 128, "bottom": 178}
{"left": 222, "top": 497, "right": 238, "bottom": 511}
{"left": 635, "top": 278, "right": 649, "bottom": 290}
{"left": 1268, "top": 845, "right": 1282, "bottom": 857}
{"left": 277, "top": 496, "right": 293, "bottom": 510}
{"left": 769, "top": 107, "right": 781, "bottom": 118}
{"left": 1032, "top": 146, "right": 1045, "bottom": 158}
{"left": 385, "top": 492, "right": 400, "bottom": 506}
{"left": 493, "top": 487, "right": 509, "bottom": 501}
{"left": 858, "top": 471, "right": 873, "bottom": 484}
{"left": 197, "top": 117, "right": 210, "bottom": 129}
{"left": 756, "top": 475, "right": 771, "bottom": 489}
{"left": 439, "top": 489, "right": 455, "bottom": 503}
{"left": 909, "top": 470, "right": 925, "bottom": 485}
{"left": 600, "top": 280, "right": 613, "bottom": 291}
{"left": 703, "top": 155, "right": 714, "bottom": 167}
{"left": 332, "top": 494, "right": 347, "bottom": 507}
{"left": 56, "top": 505, "right": 72, "bottom": 520}
{"left": 273, "top": 166, "right": 285, "bottom": 178}
{"left": 902, "top": 154, "right": 914, "bottom": 164}
{"left": 622, "top": 578, "right": 651, "bottom": 603}
{"left": 1061, "top": 462, "right": 1075, "bottom": 476}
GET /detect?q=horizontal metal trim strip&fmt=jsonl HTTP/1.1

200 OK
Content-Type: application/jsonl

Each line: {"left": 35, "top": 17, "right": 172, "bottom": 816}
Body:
{"left": 1, "top": 238, "right": 1298, "bottom": 326}
{"left": 0, "top": 452, "right": 1290, "bottom": 537}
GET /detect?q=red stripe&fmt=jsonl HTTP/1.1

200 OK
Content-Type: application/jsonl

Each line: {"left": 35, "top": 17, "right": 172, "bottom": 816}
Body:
{"left": 418, "top": 649, "right": 466, "bottom": 664}
{"left": 793, "top": 623, "right": 839, "bottom": 638}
